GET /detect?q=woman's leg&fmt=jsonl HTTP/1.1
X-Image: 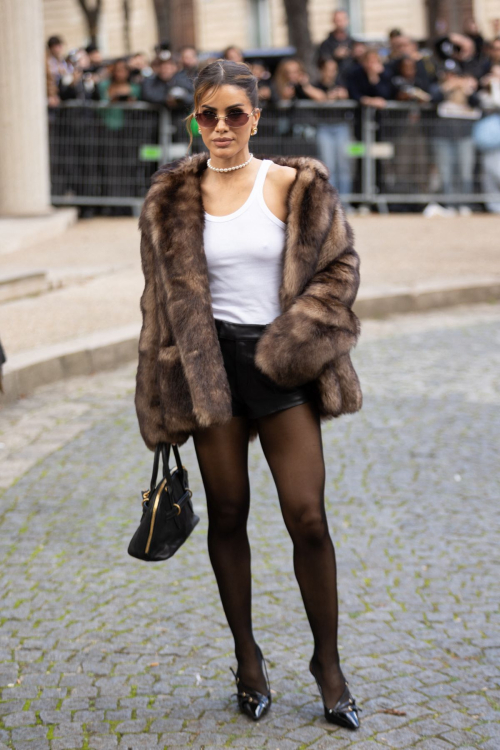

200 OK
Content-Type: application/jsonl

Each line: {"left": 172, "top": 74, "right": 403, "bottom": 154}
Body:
{"left": 257, "top": 401, "right": 346, "bottom": 707}
{"left": 192, "top": 416, "right": 268, "bottom": 694}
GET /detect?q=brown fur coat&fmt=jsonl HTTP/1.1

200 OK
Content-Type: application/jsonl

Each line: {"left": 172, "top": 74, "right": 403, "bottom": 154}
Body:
{"left": 135, "top": 151, "right": 362, "bottom": 449}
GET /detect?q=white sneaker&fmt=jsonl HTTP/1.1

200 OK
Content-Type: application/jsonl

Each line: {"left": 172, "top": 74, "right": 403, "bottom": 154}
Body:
{"left": 423, "top": 202, "right": 457, "bottom": 218}
{"left": 356, "top": 205, "right": 371, "bottom": 216}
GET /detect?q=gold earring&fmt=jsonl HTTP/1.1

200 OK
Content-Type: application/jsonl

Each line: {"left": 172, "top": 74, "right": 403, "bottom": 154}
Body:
{"left": 251, "top": 127, "right": 258, "bottom": 136}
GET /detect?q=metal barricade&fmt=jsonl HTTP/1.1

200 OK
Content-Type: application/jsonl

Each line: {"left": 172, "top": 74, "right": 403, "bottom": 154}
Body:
{"left": 48, "top": 101, "right": 500, "bottom": 210}
{"left": 49, "top": 101, "right": 166, "bottom": 207}
{"left": 366, "top": 102, "right": 500, "bottom": 208}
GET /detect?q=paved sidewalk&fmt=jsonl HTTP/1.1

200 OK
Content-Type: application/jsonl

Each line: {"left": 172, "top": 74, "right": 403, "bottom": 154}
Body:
{"left": 0, "top": 303, "right": 499, "bottom": 750}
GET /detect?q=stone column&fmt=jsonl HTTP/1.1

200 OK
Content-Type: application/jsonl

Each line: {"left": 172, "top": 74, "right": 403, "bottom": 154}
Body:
{"left": 0, "top": 0, "right": 51, "bottom": 216}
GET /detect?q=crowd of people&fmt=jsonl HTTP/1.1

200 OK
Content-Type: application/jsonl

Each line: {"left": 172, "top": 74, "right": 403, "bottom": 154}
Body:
{"left": 45, "top": 9, "right": 500, "bottom": 213}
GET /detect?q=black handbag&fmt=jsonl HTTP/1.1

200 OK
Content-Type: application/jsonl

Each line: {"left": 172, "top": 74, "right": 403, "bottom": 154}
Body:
{"left": 128, "top": 442, "right": 200, "bottom": 561}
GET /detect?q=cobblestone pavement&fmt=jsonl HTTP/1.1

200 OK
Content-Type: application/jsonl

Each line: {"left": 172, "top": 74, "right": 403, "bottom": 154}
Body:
{"left": 1, "top": 303, "right": 499, "bottom": 750}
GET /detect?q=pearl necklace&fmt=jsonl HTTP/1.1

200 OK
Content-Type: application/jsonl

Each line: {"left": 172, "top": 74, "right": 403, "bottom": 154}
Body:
{"left": 207, "top": 153, "right": 254, "bottom": 172}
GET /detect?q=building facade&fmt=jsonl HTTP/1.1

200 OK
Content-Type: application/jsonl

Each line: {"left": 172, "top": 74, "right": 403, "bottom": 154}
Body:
{"left": 42, "top": 0, "right": 500, "bottom": 57}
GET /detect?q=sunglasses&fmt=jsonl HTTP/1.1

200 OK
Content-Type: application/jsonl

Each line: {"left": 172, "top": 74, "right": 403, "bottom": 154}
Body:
{"left": 194, "top": 108, "right": 259, "bottom": 129}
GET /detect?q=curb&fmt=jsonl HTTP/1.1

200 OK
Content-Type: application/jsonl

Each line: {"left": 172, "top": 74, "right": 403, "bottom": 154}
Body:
{"left": 2, "top": 279, "right": 499, "bottom": 406}
{"left": 0, "top": 208, "right": 78, "bottom": 255}
{"left": 2, "top": 324, "right": 140, "bottom": 405}
{"left": 354, "top": 277, "right": 500, "bottom": 318}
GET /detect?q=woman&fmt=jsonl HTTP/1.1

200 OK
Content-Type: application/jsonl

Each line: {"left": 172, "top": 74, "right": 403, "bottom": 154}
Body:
{"left": 433, "top": 65, "right": 480, "bottom": 208}
{"left": 313, "top": 58, "right": 354, "bottom": 199}
{"left": 271, "top": 57, "right": 325, "bottom": 102}
{"left": 135, "top": 60, "right": 363, "bottom": 728}
{"left": 98, "top": 59, "right": 141, "bottom": 210}
{"left": 270, "top": 58, "right": 325, "bottom": 143}
{"left": 98, "top": 58, "right": 141, "bottom": 104}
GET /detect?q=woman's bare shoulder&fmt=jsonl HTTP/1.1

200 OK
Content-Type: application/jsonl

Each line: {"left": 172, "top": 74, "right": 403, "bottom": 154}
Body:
{"left": 260, "top": 163, "right": 298, "bottom": 223}
{"left": 267, "top": 162, "right": 297, "bottom": 190}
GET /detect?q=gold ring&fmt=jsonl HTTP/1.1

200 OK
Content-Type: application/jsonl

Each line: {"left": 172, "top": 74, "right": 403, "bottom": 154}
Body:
{"left": 173, "top": 503, "right": 181, "bottom": 516}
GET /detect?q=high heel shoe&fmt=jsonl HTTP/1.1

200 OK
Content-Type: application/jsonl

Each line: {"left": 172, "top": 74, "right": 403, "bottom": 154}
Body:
{"left": 309, "top": 658, "right": 361, "bottom": 730}
{"left": 230, "top": 644, "right": 272, "bottom": 721}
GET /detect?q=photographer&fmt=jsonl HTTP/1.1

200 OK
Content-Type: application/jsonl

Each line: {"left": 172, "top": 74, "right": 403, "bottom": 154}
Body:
{"left": 58, "top": 48, "right": 100, "bottom": 101}
{"left": 435, "top": 33, "right": 485, "bottom": 80}
{"left": 432, "top": 62, "right": 481, "bottom": 210}
{"left": 391, "top": 57, "right": 441, "bottom": 103}
{"left": 141, "top": 55, "right": 179, "bottom": 106}
{"left": 169, "top": 46, "right": 198, "bottom": 111}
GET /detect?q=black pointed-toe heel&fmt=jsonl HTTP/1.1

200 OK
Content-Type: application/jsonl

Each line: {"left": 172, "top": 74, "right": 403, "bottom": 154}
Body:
{"left": 230, "top": 645, "right": 272, "bottom": 721}
{"left": 309, "top": 659, "right": 361, "bottom": 730}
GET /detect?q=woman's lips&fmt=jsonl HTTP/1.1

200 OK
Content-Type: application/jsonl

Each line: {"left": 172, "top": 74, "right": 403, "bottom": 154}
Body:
{"left": 213, "top": 139, "right": 232, "bottom": 146}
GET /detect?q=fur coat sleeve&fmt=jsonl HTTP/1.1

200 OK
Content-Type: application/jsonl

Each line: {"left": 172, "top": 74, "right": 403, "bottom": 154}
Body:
{"left": 134, "top": 231, "right": 169, "bottom": 450}
{"left": 254, "top": 181, "right": 361, "bottom": 390}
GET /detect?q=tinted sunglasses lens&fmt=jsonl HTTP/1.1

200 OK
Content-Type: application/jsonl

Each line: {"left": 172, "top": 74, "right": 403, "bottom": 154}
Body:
{"left": 196, "top": 112, "right": 217, "bottom": 128}
{"left": 226, "top": 112, "right": 249, "bottom": 127}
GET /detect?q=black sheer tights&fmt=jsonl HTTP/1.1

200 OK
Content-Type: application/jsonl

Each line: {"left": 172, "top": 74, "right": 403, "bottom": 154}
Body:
{"left": 192, "top": 402, "right": 346, "bottom": 706}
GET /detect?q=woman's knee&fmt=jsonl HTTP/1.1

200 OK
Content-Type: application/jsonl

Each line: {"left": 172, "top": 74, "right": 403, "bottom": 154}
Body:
{"left": 207, "top": 493, "right": 250, "bottom": 536}
{"left": 285, "top": 503, "right": 329, "bottom": 547}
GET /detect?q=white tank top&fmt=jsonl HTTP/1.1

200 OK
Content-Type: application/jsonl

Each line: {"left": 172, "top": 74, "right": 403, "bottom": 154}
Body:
{"left": 203, "top": 159, "right": 286, "bottom": 325}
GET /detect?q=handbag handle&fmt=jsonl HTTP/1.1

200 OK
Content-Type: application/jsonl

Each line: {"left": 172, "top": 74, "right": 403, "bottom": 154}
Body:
{"left": 150, "top": 442, "right": 184, "bottom": 494}
{"left": 161, "top": 443, "right": 183, "bottom": 477}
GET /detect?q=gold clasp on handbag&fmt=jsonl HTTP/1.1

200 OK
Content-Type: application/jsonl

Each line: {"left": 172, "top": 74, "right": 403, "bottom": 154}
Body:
{"left": 141, "top": 489, "right": 150, "bottom": 505}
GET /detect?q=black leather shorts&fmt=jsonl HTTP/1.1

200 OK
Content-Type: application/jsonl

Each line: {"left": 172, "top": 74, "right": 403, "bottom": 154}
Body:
{"left": 215, "top": 317, "right": 315, "bottom": 419}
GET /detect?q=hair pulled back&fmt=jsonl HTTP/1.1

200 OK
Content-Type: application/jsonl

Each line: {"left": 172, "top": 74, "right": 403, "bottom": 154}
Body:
{"left": 185, "top": 59, "right": 259, "bottom": 151}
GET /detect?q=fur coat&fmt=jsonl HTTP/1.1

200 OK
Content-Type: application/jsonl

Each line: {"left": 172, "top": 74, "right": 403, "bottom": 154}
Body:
{"left": 135, "top": 151, "right": 363, "bottom": 450}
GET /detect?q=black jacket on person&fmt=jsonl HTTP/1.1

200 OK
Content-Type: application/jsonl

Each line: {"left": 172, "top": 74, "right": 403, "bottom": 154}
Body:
{"left": 345, "top": 64, "right": 396, "bottom": 101}
{"left": 59, "top": 73, "right": 100, "bottom": 101}
{"left": 387, "top": 59, "right": 442, "bottom": 102}
{"left": 141, "top": 75, "right": 174, "bottom": 105}
{"left": 316, "top": 31, "right": 354, "bottom": 70}
{"left": 386, "top": 58, "right": 433, "bottom": 90}
{"left": 167, "top": 68, "right": 196, "bottom": 111}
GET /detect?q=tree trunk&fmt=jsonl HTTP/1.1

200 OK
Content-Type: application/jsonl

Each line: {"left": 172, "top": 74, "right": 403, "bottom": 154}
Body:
{"left": 427, "top": 0, "right": 474, "bottom": 39}
{"left": 282, "top": 0, "right": 314, "bottom": 76}
{"left": 76, "top": 0, "right": 102, "bottom": 46}
{"left": 426, "top": 0, "right": 441, "bottom": 41}
{"left": 123, "top": 0, "right": 131, "bottom": 54}
{"left": 169, "top": 0, "right": 196, "bottom": 50}
{"left": 153, "top": 0, "right": 170, "bottom": 44}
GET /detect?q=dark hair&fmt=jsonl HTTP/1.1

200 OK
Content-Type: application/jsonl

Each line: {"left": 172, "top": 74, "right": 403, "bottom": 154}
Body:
{"left": 86, "top": 43, "right": 98, "bottom": 54}
{"left": 318, "top": 57, "right": 338, "bottom": 70}
{"left": 185, "top": 59, "right": 259, "bottom": 151}
{"left": 361, "top": 47, "right": 381, "bottom": 63}
{"left": 109, "top": 57, "right": 130, "bottom": 82}
{"left": 48, "top": 36, "right": 62, "bottom": 49}
{"left": 389, "top": 28, "right": 403, "bottom": 39}
{"left": 223, "top": 45, "right": 244, "bottom": 60}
